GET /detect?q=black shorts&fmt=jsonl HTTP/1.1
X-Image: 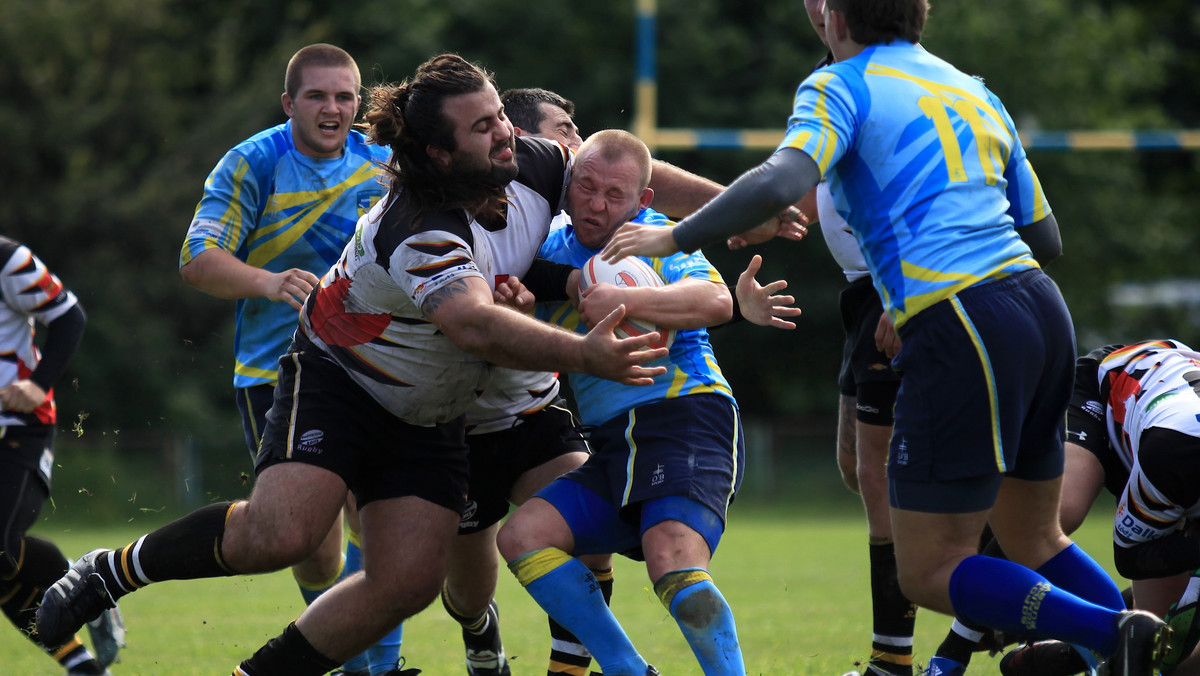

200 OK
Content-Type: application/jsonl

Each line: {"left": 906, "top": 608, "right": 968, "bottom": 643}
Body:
{"left": 460, "top": 401, "right": 588, "bottom": 534}
{"left": 1, "top": 426, "right": 52, "bottom": 573}
{"left": 1065, "top": 353, "right": 1130, "bottom": 497}
{"left": 838, "top": 277, "right": 901, "bottom": 425}
{"left": 257, "top": 342, "right": 470, "bottom": 513}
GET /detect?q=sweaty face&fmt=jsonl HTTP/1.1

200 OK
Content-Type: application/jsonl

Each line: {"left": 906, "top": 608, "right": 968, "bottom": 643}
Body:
{"left": 442, "top": 86, "right": 519, "bottom": 186}
{"left": 283, "top": 65, "right": 361, "bottom": 158}
{"left": 567, "top": 151, "right": 648, "bottom": 250}
{"left": 533, "top": 102, "right": 583, "bottom": 150}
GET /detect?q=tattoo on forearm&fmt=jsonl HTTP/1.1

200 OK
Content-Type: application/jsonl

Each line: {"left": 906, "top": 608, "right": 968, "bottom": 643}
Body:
{"left": 422, "top": 278, "right": 473, "bottom": 316}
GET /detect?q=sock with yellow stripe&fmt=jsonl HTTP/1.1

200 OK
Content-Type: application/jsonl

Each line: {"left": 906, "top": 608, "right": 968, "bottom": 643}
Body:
{"left": 654, "top": 568, "right": 745, "bottom": 675}
{"left": 93, "top": 501, "right": 239, "bottom": 600}
{"left": 1, "top": 536, "right": 106, "bottom": 672}
{"left": 511, "top": 548, "right": 646, "bottom": 676}
{"left": 548, "top": 567, "right": 613, "bottom": 676}
{"left": 868, "top": 540, "right": 916, "bottom": 676}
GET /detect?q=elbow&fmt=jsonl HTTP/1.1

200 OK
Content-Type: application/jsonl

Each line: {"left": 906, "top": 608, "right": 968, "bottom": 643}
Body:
{"left": 180, "top": 260, "right": 202, "bottom": 288}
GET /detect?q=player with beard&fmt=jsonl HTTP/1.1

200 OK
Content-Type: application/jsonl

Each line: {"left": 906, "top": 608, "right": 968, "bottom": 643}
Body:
{"left": 35, "top": 53, "right": 668, "bottom": 676}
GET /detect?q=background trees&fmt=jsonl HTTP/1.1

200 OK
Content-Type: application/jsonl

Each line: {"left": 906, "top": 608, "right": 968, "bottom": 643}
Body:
{"left": 2, "top": 0, "right": 1197, "bottom": 510}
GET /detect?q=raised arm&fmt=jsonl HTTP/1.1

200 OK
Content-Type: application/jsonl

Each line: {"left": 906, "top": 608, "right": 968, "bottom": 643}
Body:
{"left": 604, "top": 148, "right": 821, "bottom": 260}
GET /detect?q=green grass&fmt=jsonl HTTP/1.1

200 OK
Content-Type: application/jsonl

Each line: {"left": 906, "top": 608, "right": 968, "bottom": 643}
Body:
{"left": 3, "top": 503, "right": 1124, "bottom": 675}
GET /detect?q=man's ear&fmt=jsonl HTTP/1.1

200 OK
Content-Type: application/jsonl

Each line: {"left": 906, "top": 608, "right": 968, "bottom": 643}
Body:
{"left": 427, "top": 145, "right": 452, "bottom": 169}
{"left": 281, "top": 92, "right": 294, "bottom": 119}
{"left": 513, "top": 126, "right": 530, "bottom": 137}
{"left": 639, "top": 187, "right": 655, "bottom": 210}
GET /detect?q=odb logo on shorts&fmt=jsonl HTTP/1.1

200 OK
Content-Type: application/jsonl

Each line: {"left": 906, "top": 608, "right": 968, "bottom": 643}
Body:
{"left": 298, "top": 429, "right": 325, "bottom": 455}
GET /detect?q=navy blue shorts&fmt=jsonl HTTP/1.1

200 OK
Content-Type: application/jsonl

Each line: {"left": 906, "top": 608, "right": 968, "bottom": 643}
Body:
{"left": 235, "top": 383, "right": 275, "bottom": 460}
{"left": 460, "top": 400, "right": 588, "bottom": 534}
{"left": 257, "top": 339, "right": 469, "bottom": 513}
{"left": 538, "top": 393, "right": 744, "bottom": 558}
{"left": 888, "top": 269, "right": 1074, "bottom": 513}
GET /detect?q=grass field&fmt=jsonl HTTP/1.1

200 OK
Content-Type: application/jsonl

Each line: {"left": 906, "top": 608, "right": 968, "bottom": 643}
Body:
{"left": 3, "top": 499, "right": 1125, "bottom": 676}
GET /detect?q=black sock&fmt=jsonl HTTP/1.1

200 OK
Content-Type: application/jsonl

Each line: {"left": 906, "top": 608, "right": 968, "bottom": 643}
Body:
{"left": 1, "top": 536, "right": 69, "bottom": 642}
{"left": 936, "top": 621, "right": 986, "bottom": 664}
{"left": 236, "top": 622, "right": 341, "bottom": 676}
{"left": 869, "top": 541, "right": 916, "bottom": 676}
{"left": 98, "top": 501, "right": 238, "bottom": 599}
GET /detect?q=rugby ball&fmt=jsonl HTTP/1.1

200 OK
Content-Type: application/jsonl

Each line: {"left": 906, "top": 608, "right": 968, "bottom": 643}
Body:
{"left": 579, "top": 254, "right": 675, "bottom": 351}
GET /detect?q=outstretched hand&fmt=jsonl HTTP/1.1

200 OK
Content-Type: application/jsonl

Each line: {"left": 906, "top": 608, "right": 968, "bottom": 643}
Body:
{"left": 582, "top": 305, "right": 668, "bottom": 385}
{"left": 736, "top": 255, "right": 800, "bottom": 329}
{"left": 600, "top": 223, "right": 680, "bottom": 263}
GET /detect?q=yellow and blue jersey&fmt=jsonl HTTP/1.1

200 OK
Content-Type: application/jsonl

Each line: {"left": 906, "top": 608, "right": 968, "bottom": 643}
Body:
{"left": 536, "top": 208, "right": 735, "bottom": 426}
{"left": 781, "top": 42, "right": 1051, "bottom": 328}
{"left": 180, "top": 121, "right": 388, "bottom": 387}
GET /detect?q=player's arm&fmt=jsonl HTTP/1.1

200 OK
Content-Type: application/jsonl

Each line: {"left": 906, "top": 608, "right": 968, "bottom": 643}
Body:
{"left": 603, "top": 148, "right": 821, "bottom": 260}
{"left": 578, "top": 276, "right": 732, "bottom": 331}
{"left": 422, "top": 275, "right": 666, "bottom": 385}
{"left": 649, "top": 159, "right": 807, "bottom": 243}
{"left": 180, "top": 248, "right": 319, "bottom": 311}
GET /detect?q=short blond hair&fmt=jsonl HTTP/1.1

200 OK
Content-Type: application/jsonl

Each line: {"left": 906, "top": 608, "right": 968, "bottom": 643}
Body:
{"left": 575, "top": 129, "right": 652, "bottom": 190}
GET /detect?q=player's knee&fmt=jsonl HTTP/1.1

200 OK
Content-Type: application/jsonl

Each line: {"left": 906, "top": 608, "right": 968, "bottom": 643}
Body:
{"left": 496, "top": 515, "right": 538, "bottom": 562}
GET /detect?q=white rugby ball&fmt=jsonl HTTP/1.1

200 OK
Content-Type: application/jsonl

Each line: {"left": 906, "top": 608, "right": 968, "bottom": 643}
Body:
{"left": 579, "top": 254, "right": 675, "bottom": 351}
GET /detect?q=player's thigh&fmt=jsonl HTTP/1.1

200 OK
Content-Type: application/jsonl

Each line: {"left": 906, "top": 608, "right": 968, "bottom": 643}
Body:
{"left": 511, "top": 450, "right": 590, "bottom": 504}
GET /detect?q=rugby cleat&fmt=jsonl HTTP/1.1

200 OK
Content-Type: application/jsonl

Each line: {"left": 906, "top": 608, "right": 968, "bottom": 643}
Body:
{"left": 463, "top": 600, "right": 510, "bottom": 676}
{"left": 589, "top": 667, "right": 660, "bottom": 676}
{"left": 1098, "top": 610, "right": 1171, "bottom": 676}
{"left": 37, "top": 549, "right": 117, "bottom": 649}
{"left": 85, "top": 604, "right": 127, "bottom": 668}
{"left": 1162, "top": 598, "right": 1200, "bottom": 673}
{"left": 921, "top": 656, "right": 965, "bottom": 676}
{"left": 1000, "top": 641, "right": 1087, "bottom": 676}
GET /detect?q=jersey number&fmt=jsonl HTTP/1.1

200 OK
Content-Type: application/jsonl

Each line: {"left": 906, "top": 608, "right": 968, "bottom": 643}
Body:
{"left": 918, "top": 96, "right": 1005, "bottom": 186}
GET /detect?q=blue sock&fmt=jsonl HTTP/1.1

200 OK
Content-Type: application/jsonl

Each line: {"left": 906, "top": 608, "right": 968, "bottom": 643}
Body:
{"left": 655, "top": 569, "right": 745, "bottom": 675}
{"left": 511, "top": 548, "right": 647, "bottom": 676}
{"left": 949, "top": 555, "right": 1121, "bottom": 655}
{"left": 1037, "top": 544, "right": 1125, "bottom": 611}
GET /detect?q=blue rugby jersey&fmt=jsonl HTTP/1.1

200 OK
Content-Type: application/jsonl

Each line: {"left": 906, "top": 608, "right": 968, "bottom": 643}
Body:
{"left": 180, "top": 121, "right": 388, "bottom": 387}
{"left": 781, "top": 42, "right": 1051, "bottom": 328}
{"left": 536, "top": 208, "right": 735, "bottom": 426}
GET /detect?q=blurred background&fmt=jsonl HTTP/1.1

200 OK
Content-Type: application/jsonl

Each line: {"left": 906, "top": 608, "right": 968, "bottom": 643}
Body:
{"left": 2, "top": 0, "right": 1197, "bottom": 523}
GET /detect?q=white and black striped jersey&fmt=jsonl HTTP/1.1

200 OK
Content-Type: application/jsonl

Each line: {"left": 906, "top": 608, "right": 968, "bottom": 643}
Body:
{"left": 298, "top": 137, "right": 571, "bottom": 427}
{"left": 0, "top": 237, "right": 80, "bottom": 426}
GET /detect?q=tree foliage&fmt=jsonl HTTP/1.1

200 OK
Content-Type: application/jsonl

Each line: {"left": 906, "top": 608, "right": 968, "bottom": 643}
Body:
{"left": 0, "top": 0, "right": 1196, "bottom": 454}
